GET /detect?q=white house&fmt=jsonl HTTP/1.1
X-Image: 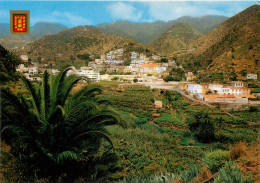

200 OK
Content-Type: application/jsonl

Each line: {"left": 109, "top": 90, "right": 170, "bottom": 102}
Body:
{"left": 104, "top": 60, "right": 123, "bottom": 64}
{"left": 131, "top": 59, "right": 145, "bottom": 64}
{"left": 20, "top": 55, "right": 28, "bottom": 62}
{"left": 77, "top": 69, "right": 100, "bottom": 82}
{"left": 220, "top": 86, "right": 251, "bottom": 96}
{"left": 187, "top": 84, "right": 205, "bottom": 99}
{"left": 131, "top": 52, "right": 138, "bottom": 60}
{"left": 188, "top": 84, "right": 202, "bottom": 94}
{"left": 24, "top": 73, "right": 41, "bottom": 82}
{"left": 208, "top": 84, "right": 223, "bottom": 94}
{"left": 230, "top": 81, "right": 244, "bottom": 87}
{"left": 51, "top": 69, "right": 59, "bottom": 75}
{"left": 16, "top": 64, "right": 28, "bottom": 73}
{"left": 157, "top": 66, "right": 167, "bottom": 74}
{"left": 247, "top": 73, "right": 257, "bottom": 80}
{"left": 28, "top": 66, "right": 38, "bottom": 74}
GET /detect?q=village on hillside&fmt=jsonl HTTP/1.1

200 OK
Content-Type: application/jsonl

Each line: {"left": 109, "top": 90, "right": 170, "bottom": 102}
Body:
{"left": 16, "top": 47, "right": 259, "bottom": 111}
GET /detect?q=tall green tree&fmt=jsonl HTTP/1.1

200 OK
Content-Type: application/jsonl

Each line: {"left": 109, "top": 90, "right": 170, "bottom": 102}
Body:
{"left": 1, "top": 68, "right": 125, "bottom": 181}
{"left": 187, "top": 111, "right": 215, "bottom": 143}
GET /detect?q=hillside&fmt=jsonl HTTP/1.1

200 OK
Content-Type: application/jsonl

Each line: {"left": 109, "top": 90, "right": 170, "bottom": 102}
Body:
{"left": 148, "top": 23, "right": 202, "bottom": 55}
{"left": 30, "top": 22, "right": 68, "bottom": 39}
{"left": 96, "top": 16, "right": 227, "bottom": 44}
{"left": 180, "top": 4, "right": 260, "bottom": 79}
{"left": 0, "top": 23, "right": 9, "bottom": 38}
{"left": 21, "top": 25, "right": 152, "bottom": 61}
{"left": 0, "top": 22, "right": 67, "bottom": 50}
{"left": 169, "top": 15, "right": 228, "bottom": 35}
{"left": 97, "top": 20, "right": 167, "bottom": 44}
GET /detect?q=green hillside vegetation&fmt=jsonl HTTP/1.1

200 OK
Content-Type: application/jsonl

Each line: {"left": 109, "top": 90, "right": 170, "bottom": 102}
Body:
{"left": 178, "top": 4, "right": 260, "bottom": 82}
{"left": 148, "top": 23, "right": 202, "bottom": 55}
{"left": 1, "top": 78, "right": 258, "bottom": 182}
{"left": 21, "top": 26, "right": 153, "bottom": 62}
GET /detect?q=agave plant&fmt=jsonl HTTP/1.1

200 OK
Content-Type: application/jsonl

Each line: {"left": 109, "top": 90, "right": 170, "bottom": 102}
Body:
{"left": 1, "top": 68, "right": 125, "bottom": 180}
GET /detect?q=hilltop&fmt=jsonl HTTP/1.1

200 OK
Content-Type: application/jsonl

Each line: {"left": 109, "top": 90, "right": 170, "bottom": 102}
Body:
{"left": 21, "top": 25, "right": 153, "bottom": 61}
{"left": 148, "top": 23, "right": 202, "bottom": 55}
{"left": 96, "top": 15, "right": 227, "bottom": 44}
{"left": 180, "top": 4, "right": 260, "bottom": 80}
{"left": 0, "top": 22, "right": 67, "bottom": 49}
{"left": 168, "top": 15, "right": 228, "bottom": 35}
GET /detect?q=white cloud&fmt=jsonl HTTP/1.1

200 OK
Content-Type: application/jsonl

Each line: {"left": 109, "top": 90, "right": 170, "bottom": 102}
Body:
{"left": 146, "top": 2, "right": 255, "bottom": 22}
{"left": 107, "top": 2, "right": 143, "bottom": 21}
{"left": 31, "top": 11, "right": 92, "bottom": 27}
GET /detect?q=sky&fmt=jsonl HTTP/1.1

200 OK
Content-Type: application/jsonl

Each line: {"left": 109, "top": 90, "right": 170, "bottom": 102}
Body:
{"left": 0, "top": 1, "right": 258, "bottom": 28}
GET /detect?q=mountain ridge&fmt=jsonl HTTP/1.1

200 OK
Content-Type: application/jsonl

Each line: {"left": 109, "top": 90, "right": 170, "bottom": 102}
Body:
{"left": 148, "top": 23, "right": 202, "bottom": 55}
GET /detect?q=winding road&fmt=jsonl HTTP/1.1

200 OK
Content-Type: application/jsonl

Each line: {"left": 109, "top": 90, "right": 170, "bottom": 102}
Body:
{"left": 142, "top": 81, "right": 260, "bottom": 126}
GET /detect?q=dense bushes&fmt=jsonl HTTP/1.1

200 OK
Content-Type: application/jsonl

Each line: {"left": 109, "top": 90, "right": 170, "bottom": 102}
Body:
{"left": 135, "top": 117, "right": 148, "bottom": 126}
{"left": 203, "top": 150, "right": 230, "bottom": 172}
{"left": 187, "top": 111, "right": 215, "bottom": 142}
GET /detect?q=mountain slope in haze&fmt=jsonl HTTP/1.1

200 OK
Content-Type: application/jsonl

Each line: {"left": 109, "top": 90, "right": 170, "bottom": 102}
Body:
{"left": 185, "top": 4, "right": 260, "bottom": 80}
{"left": 22, "top": 25, "right": 153, "bottom": 61}
{"left": 96, "top": 15, "right": 228, "bottom": 44}
{"left": 97, "top": 20, "right": 167, "bottom": 44}
{"left": 0, "top": 23, "right": 10, "bottom": 38}
{"left": 169, "top": 15, "right": 228, "bottom": 35}
{"left": 148, "top": 23, "right": 202, "bottom": 55}
{"left": 0, "top": 22, "right": 67, "bottom": 50}
{"left": 30, "top": 22, "right": 68, "bottom": 39}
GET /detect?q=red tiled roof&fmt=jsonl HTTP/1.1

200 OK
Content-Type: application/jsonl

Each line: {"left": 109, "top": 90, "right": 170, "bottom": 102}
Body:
{"left": 204, "top": 94, "right": 235, "bottom": 99}
{"left": 227, "top": 86, "right": 250, "bottom": 89}
{"left": 141, "top": 64, "right": 159, "bottom": 68}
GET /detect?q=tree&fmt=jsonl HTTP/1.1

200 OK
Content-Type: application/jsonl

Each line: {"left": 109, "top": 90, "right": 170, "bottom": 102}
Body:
{"left": 161, "top": 58, "right": 168, "bottom": 63}
{"left": 187, "top": 111, "right": 215, "bottom": 143}
{"left": 0, "top": 44, "right": 21, "bottom": 82}
{"left": 163, "top": 75, "right": 174, "bottom": 82}
{"left": 1, "top": 68, "right": 125, "bottom": 181}
{"left": 112, "top": 77, "right": 119, "bottom": 81}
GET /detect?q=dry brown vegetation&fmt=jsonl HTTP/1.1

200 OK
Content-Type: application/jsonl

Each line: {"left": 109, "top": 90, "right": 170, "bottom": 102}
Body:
{"left": 236, "top": 138, "right": 260, "bottom": 181}
{"left": 229, "top": 141, "right": 247, "bottom": 160}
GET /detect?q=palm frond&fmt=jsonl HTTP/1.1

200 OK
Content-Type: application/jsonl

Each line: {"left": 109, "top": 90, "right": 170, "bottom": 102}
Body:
{"left": 74, "top": 131, "right": 114, "bottom": 147}
{"left": 20, "top": 74, "right": 41, "bottom": 115}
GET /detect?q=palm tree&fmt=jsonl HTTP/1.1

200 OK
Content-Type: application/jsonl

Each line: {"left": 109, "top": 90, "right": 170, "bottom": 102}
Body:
{"left": 0, "top": 44, "right": 21, "bottom": 82}
{"left": 1, "top": 68, "right": 125, "bottom": 180}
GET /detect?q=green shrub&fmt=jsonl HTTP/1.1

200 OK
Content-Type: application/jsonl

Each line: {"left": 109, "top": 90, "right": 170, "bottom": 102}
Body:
{"left": 135, "top": 118, "right": 148, "bottom": 126}
{"left": 203, "top": 150, "right": 230, "bottom": 172}
{"left": 187, "top": 111, "right": 215, "bottom": 143}
{"left": 249, "top": 106, "right": 258, "bottom": 112}
{"left": 183, "top": 131, "right": 191, "bottom": 138}
{"left": 220, "top": 128, "right": 257, "bottom": 144}
{"left": 214, "top": 161, "right": 254, "bottom": 183}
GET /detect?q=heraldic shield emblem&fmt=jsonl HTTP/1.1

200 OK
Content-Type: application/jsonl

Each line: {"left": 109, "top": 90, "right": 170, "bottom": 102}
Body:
{"left": 10, "top": 10, "right": 30, "bottom": 35}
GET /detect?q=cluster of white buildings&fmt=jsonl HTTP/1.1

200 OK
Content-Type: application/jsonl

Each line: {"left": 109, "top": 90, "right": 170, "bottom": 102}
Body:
{"left": 66, "top": 66, "right": 100, "bottom": 82}
{"left": 182, "top": 81, "right": 256, "bottom": 103}
{"left": 104, "top": 48, "right": 124, "bottom": 64}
